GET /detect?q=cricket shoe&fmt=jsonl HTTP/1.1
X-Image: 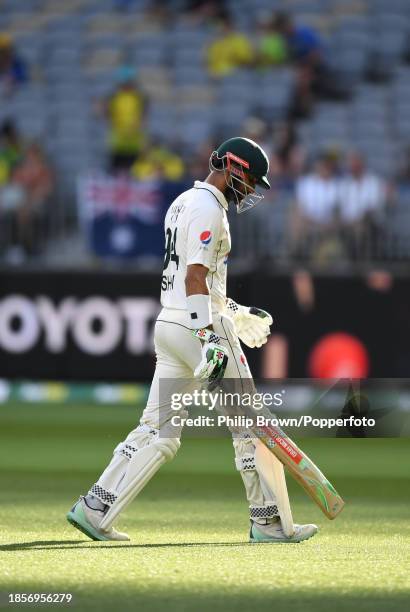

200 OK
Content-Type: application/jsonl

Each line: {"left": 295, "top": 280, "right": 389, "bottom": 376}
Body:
{"left": 249, "top": 519, "right": 318, "bottom": 543}
{"left": 66, "top": 497, "right": 130, "bottom": 542}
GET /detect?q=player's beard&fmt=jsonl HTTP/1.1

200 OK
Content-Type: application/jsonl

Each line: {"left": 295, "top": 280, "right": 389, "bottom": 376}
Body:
{"left": 225, "top": 180, "right": 248, "bottom": 208}
{"left": 224, "top": 185, "right": 238, "bottom": 204}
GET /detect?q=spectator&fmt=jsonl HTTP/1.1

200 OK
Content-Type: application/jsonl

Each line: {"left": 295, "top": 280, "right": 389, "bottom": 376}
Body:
{"left": 1, "top": 142, "right": 53, "bottom": 260}
{"left": 290, "top": 152, "right": 340, "bottom": 262}
{"left": 184, "top": 0, "right": 227, "bottom": 26}
{"left": 274, "top": 13, "right": 322, "bottom": 66}
{"left": 145, "top": 0, "right": 172, "bottom": 26}
{"left": 396, "top": 147, "right": 410, "bottom": 194}
{"left": 0, "top": 33, "right": 28, "bottom": 95}
{"left": 338, "top": 152, "right": 389, "bottom": 260}
{"left": 257, "top": 15, "right": 288, "bottom": 67}
{"left": 273, "top": 13, "right": 325, "bottom": 118}
{"left": 0, "top": 120, "right": 23, "bottom": 185}
{"left": 104, "top": 66, "right": 147, "bottom": 172}
{"left": 270, "top": 121, "right": 306, "bottom": 190}
{"left": 0, "top": 121, "right": 25, "bottom": 257}
{"left": 207, "top": 15, "right": 254, "bottom": 78}
{"left": 131, "top": 141, "right": 185, "bottom": 182}
{"left": 276, "top": 12, "right": 349, "bottom": 110}
{"left": 241, "top": 116, "right": 272, "bottom": 157}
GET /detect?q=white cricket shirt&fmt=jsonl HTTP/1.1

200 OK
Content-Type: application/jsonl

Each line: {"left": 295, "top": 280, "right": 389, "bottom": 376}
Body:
{"left": 160, "top": 180, "right": 231, "bottom": 313}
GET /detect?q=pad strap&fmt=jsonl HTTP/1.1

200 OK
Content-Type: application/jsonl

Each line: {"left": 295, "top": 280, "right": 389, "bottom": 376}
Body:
{"left": 250, "top": 504, "right": 279, "bottom": 519}
{"left": 118, "top": 443, "right": 138, "bottom": 460}
{"left": 235, "top": 454, "right": 256, "bottom": 471}
{"left": 114, "top": 424, "right": 159, "bottom": 460}
{"left": 89, "top": 483, "right": 118, "bottom": 507}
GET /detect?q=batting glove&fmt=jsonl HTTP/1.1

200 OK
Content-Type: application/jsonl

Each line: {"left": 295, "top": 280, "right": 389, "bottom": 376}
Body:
{"left": 226, "top": 298, "right": 273, "bottom": 348}
{"left": 192, "top": 328, "right": 229, "bottom": 390}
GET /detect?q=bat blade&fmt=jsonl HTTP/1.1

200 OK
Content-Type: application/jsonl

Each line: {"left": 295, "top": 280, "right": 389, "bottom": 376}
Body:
{"left": 255, "top": 425, "right": 345, "bottom": 519}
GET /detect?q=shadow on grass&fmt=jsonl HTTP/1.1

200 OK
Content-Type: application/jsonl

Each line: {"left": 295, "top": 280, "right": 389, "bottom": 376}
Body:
{"left": 0, "top": 540, "right": 250, "bottom": 552}
{"left": 74, "top": 591, "right": 410, "bottom": 612}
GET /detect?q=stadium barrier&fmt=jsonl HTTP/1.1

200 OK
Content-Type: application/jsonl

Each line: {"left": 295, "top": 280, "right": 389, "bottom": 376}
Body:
{"left": 0, "top": 270, "right": 408, "bottom": 380}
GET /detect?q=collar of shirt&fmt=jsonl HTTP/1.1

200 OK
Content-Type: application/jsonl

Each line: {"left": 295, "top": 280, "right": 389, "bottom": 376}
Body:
{"left": 194, "top": 180, "right": 229, "bottom": 211}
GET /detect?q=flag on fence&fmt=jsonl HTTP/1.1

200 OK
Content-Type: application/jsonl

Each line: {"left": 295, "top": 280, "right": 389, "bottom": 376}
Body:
{"left": 77, "top": 173, "right": 185, "bottom": 260}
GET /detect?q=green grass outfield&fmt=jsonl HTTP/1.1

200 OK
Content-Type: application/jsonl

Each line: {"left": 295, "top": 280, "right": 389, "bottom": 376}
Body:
{"left": 0, "top": 402, "right": 409, "bottom": 611}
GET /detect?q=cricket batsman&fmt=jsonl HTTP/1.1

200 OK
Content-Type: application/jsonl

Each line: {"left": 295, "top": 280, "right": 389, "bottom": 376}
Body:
{"left": 67, "top": 137, "right": 318, "bottom": 543}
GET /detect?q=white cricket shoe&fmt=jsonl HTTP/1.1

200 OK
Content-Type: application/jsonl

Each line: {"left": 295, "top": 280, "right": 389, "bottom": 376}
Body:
{"left": 66, "top": 497, "right": 130, "bottom": 542}
{"left": 250, "top": 519, "right": 318, "bottom": 543}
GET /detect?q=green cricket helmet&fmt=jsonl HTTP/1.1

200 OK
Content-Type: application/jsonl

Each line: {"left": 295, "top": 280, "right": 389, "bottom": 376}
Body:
{"left": 210, "top": 136, "right": 270, "bottom": 213}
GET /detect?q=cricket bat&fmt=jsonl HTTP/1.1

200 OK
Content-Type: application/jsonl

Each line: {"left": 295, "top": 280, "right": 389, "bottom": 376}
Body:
{"left": 255, "top": 423, "right": 345, "bottom": 520}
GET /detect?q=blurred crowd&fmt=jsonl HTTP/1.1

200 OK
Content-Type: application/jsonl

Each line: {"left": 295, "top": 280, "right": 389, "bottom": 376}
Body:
{"left": 0, "top": 0, "right": 409, "bottom": 267}
{"left": 290, "top": 149, "right": 392, "bottom": 264}
{"left": 0, "top": 32, "right": 28, "bottom": 95}
{"left": 92, "top": 55, "right": 398, "bottom": 266}
{"left": 100, "top": 4, "right": 341, "bottom": 175}
{"left": 0, "top": 120, "right": 53, "bottom": 263}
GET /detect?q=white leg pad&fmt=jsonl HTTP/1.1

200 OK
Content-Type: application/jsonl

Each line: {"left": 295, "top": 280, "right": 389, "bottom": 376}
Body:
{"left": 254, "top": 440, "right": 295, "bottom": 537}
{"left": 233, "top": 435, "right": 294, "bottom": 536}
{"left": 100, "top": 436, "right": 180, "bottom": 530}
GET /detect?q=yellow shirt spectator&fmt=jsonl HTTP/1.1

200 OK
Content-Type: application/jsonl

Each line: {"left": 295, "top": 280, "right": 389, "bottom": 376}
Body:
{"left": 108, "top": 86, "right": 145, "bottom": 155}
{"left": 131, "top": 146, "right": 185, "bottom": 182}
{"left": 0, "top": 157, "right": 10, "bottom": 184}
{"left": 207, "top": 21, "right": 254, "bottom": 77}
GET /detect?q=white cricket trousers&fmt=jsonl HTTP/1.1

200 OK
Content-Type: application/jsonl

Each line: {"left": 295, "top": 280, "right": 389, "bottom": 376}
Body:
{"left": 140, "top": 307, "right": 253, "bottom": 429}
{"left": 91, "top": 307, "right": 281, "bottom": 524}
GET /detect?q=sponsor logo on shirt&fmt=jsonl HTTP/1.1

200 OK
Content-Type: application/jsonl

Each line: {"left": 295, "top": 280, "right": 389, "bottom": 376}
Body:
{"left": 200, "top": 230, "right": 212, "bottom": 245}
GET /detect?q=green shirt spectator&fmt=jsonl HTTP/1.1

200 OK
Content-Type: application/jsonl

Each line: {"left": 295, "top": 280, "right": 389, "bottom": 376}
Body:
{"left": 260, "top": 32, "right": 288, "bottom": 65}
